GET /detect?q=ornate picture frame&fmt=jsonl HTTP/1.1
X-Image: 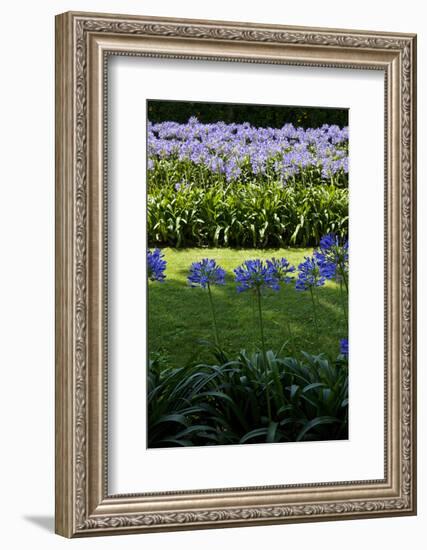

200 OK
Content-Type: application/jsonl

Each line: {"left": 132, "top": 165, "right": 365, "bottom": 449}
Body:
{"left": 55, "top": 11, "right": 417, "bottom": 537}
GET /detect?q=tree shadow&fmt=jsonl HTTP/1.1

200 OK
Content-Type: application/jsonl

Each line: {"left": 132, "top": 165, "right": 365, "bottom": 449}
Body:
{"left": 148, "top": 276, "right": 347, "bottom": 366}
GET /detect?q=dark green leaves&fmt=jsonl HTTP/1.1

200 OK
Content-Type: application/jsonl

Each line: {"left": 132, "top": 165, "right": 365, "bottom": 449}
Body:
{"left": 148, "top": 350, "right": 348, "bottom": 447}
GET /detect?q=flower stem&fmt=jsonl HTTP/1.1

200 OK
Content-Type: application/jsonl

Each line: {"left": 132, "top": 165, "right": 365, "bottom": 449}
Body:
{"left": 252, "top": 292, "right": 257, "bottom": 348}
{"left": 256, "top": 288, "right": 272, "bottom": 422}
{"left": 339, "top": 279, "right": 348, "bottom": 330}
{"left": 309, "top": 286, "right": 319, "bottom": 346}
{"left": 339, "top": 262, "right": 349, "bottom": 296}
{"left": 207, "top": 283, "right": 220, "bottom": 347}
{"left": 281, "top": 285, "right": 296, "bottom": 356}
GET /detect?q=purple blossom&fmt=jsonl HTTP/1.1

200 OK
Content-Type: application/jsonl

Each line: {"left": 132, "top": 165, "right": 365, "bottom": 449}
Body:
{"left": 147, "top": 248, "right": 166, "bottom": 282}
{"left": 188, "top": 259, "right": 226, "bottom": 289}
{"left": 266, "top": 257, "right": 295, "bottom": 284}
{"left": 295, "top": 256, "right": 326, "bottom": 291}
{"left": 314, "top": 233, "right": 349, "bottom": 281}
{"left": 148, "top": 119, "right": 348, "bottom": 184}
{"left": 234, "top": 259, "right": 280, "bottom": 293}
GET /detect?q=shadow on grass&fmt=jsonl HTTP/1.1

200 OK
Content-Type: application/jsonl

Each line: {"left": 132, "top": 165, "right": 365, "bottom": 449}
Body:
{"left": 148, "top": 277, "right": 347, "bottom": 368}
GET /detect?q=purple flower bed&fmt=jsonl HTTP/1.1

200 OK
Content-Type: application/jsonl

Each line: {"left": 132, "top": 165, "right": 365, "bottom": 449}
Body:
{"left": 148, "top": 118, "right": 348, "bottom": 185}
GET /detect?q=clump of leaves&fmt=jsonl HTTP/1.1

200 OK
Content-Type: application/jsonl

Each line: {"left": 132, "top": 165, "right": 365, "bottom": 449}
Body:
{"left": 148, "top": 180, "right": 348, "bottom": 249}
{"left": 147, "top": 347, "right": 348, "bottom": 447}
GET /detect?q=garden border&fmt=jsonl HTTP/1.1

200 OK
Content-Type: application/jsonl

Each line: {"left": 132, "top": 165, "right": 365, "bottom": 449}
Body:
{"left": 55, "top": 11, "right": 416, "bottom": 537}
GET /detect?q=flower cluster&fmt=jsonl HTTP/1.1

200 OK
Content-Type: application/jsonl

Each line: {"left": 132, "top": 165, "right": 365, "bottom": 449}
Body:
{"left": 234, "top": 260, "right": 280, "bottom": 293}
{"left": 295, "top": 256, "right": 326, "bottom": 291}
{"left": 188, "top": 259, "right": 226, "bottom": 288}
{"left": 147, "top": 248, "right": 167, "bottom": 282}
{"left": 314, "top": 233, "right": 349, "bottom": 281}
{"left": 266, "top": 257, "right": 295, "bottom": 284}
{"left": 148, "top": 119, "right": 348, "bottom": 184}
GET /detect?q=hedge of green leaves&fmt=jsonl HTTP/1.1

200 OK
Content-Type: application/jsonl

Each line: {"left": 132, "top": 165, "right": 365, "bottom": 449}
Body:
{"left": 148, "top": 180, "right": 348, "bottom": 248}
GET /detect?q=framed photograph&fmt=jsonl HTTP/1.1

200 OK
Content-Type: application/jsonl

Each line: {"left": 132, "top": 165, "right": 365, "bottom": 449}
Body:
{"left": 55, "top": 11, "right": 417, "bottom": 537}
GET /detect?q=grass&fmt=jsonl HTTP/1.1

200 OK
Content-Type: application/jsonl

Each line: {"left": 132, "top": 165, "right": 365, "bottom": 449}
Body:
{"left": 148, "top": 247, "right": 347, "bottom": 368}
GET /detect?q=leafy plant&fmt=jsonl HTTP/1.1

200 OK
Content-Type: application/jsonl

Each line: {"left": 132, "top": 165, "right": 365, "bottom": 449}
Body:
{"left": 148, "top": 181, "right": 348, "bottom": 248}
{"left": 147, "top": 347, "right": 348, "bottom": 447}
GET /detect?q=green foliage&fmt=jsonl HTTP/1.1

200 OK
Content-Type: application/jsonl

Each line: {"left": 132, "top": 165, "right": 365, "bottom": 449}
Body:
{"left": 148, "top": 100, "right": 348, "bottom": 129}
{"left": 148, "top": 180, "right": 348, "bottom": 248}
{"left": 147, "top": 347, "right": 348, "bottom": 447}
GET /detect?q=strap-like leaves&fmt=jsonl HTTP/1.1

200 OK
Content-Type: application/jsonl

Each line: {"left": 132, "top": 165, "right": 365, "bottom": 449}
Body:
{"left": 148, "top": 350, "right": 348, "bottom": 447}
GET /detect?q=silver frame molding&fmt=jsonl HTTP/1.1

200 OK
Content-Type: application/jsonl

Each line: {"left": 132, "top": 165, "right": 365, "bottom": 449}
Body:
{"left": 55, "top": 11, "right": 417, "bottom": 538}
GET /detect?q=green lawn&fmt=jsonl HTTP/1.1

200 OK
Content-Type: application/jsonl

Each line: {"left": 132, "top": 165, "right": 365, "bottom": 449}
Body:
{"left": 148, "top": 247, "right": 347, "bottom": 367}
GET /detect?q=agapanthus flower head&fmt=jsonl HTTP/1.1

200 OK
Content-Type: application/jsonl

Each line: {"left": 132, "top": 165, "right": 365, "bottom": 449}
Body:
{"left": 234, "top": 259, "right": 280, "bottom": 293}
{"left": 314, "top": 233, "right": 349, "bottom": 281}
{"left": 295, "top": 256, "right": 326, "bottom": 291}
{"left": 147, "top": 248, "right": 166, "bottom": 282}
{"left": 340, "top": 337, "right": 349, "bottom": 358}
{"left": 188, "top": 258, "right": 226, "bottom": 289}
{"left": 320, "top": 233, "right": 338, "bottom": 250}
{"left": 266, "top": 257, "right": 295, "bottom": 285}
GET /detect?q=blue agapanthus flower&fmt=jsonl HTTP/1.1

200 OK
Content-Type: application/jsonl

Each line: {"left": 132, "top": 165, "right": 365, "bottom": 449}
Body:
{"left": 234, "top": 259, "right": 280, "bottom": 293}
{"left": 147, "top": 248, "right": 166, "bottom": 281}
{"left": 314, "top": 233, "right": 349, "bottom": 281}
{"left": 188, "top": 258, "right": 226, "bottom": 289}
{"left": 340, "top": 337, "right": 349, "bottom": 358}
{"left": 295, "top": 256, "right": 326, "bottom": 291}
{"left": 320, "top": 233, "right": 338, "bottom": 250}
{"left": 266, "top": 257, "right": 295, "bottom": 285}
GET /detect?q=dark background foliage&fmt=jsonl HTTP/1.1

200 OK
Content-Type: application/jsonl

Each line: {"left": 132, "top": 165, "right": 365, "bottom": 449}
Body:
{"left": 148, "top": 99, "right": 349, "bottom": 128}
